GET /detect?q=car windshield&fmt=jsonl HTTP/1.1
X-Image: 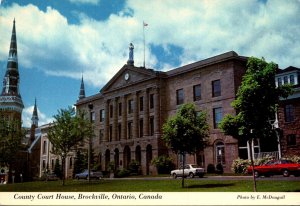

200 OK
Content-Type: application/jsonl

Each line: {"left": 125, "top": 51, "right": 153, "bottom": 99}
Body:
{"left": 280, "top": 160, "right": 293, "bottom": 164}
{"left": 190, "top": 165, "right": 200, "bottom": 168}
{"left": 265, "top": 161, "right": 276, "bottom": 165}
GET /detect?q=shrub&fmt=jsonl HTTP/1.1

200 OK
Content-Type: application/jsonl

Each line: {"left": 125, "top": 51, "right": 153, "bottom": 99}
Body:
{"left": 207, "top": 164, "right": 215, "bottom": 173}
{"left": 231, "top": 158, "right": 250, "bottom": 174}
{"left": 215, "top": 163, "right": 224, "bottom": 174}
{"left": 128, "top": 160, "right": 140, "bottom": 174}
{"left": 93, "top": 163, "right": 101, "bottom": 171}
{"left": 232, "top": 155, "right": 300, "bottom": 174}
{"left": 115, "top": 169, "right": 130, "bottom": 178}
{"left": 284, "top": 155, "right": 300, "bottom": 163}
{"left": 151, "top": 155, "right": 175, "bottom": 174}
{"left": 255, "top": 155, "right": 274, "bottom": 166}
{"left": 231, "top": 155, "right": 281, "bottom": 174}
{"left": 108, "top": 161, "right": 115, "bottom": 172}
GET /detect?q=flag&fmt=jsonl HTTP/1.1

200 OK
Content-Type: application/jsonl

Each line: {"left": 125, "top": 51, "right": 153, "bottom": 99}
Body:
{"left": 143, "top": 21, "right": 148, "bottom": 27}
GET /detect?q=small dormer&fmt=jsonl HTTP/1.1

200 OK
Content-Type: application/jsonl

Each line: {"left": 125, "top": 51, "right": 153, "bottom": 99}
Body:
{"left": 275, "top": 66, "right": 300, "bottom": 87}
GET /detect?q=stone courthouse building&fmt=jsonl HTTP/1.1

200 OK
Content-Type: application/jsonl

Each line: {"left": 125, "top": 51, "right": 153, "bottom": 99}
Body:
{"left": 75, "top": 45, "right": 248, "bottom": 174}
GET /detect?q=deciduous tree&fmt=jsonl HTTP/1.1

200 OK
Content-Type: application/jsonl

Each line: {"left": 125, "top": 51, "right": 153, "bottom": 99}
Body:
{"left": 219, "top": 57, "right": 292, "bottom": 192}
{"left": 47, "top": 107, "right": 93, "bottom": 185}
{"left": 0, "top": 114, "right": 25, "bottom": 182}
{"left": 162, "top": 103, "right": 209, "bottom": 188}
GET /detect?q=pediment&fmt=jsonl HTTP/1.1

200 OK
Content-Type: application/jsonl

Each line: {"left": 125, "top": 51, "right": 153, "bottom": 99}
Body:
{"left": 101, "top": 65, "right": 158, "bottom": 93}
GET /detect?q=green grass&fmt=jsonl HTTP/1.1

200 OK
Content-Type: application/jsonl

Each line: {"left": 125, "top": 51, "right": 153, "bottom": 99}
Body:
{"left": 0, "top": 179, "right": 299, "bottom": 192}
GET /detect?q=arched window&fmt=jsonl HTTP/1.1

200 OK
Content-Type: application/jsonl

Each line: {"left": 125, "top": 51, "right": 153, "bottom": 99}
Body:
{"left": 42, "top": 160, "right": 46, "bottom": 169}
{"left": 51, "top": 159, "right": 54, "bottom": 170}
{"left": 69, "top": 157, "right": 73, "bottom": 169}
{"left": 43, "top": 140, "right": 47, "bottom": 154}
{"left": 105, "top": 149, "right": 110, "bottom": 171}
{"left": 216, "top": 142, "right": 225, "bottom": 165}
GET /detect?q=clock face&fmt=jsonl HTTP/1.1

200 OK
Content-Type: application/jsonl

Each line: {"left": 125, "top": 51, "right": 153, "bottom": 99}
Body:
{"left": 124, "top": 73, "right": 129, "bottom": 80}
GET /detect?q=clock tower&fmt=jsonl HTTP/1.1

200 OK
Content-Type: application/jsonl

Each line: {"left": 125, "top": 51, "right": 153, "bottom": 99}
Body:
{"left": 0, "top": 19, "right": 24, "bottom": 123}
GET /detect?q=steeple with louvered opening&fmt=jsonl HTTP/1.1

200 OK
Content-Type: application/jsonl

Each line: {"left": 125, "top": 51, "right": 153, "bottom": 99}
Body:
{"left": 0, "top": 19, "right": 24, "bottom": 121}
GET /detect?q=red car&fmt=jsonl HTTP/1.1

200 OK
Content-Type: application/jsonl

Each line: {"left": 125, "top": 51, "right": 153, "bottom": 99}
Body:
{"left": 247, "top": 159, "right": 300, "bottom": 177}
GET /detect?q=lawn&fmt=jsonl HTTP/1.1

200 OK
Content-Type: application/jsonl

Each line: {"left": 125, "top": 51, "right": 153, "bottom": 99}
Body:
{"left": 0, "top": 179, "right": 299, "bottom": 192}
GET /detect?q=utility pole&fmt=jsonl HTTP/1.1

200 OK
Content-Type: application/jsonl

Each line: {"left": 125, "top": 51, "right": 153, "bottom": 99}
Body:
{"left": 143, "top": 21, "right": 148, "bottom": 68}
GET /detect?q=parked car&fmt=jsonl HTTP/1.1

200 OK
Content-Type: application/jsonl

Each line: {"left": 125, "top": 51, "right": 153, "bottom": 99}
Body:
{"left": 75, "top": 169, "right": 103, "bottom": 180}
{"left": 45, "top": 173, "right": 59, "bottom": 181}
{"left": 171, "top": 164, "right": 205, "bottom": 178}
{"left": 247, "top": 159, "right": 300, "bottom": 177}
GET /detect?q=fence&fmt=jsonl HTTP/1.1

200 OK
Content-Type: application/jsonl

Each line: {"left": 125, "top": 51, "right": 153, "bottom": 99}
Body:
{"left": 254, "top": 151, "right": 279, "bottom": 160}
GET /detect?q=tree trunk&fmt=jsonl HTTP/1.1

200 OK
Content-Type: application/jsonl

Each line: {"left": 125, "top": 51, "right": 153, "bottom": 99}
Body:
{"left": 249, "top": 138, "right": 257, "bottom": 192}
{"left": 62, "top": 157, "right": 66, "bottom": 186}
{"left": 182, "top": 153, "right": 185, "bottom": 188}
{"left": 8, "top": 164, "right": 12, "bottom": 184}
{"left": 88, "top": 137, "right": 91, "bottom": 183}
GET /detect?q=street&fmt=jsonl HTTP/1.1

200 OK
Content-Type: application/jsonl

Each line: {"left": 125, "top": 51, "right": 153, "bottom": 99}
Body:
{"left": 104, "top": 175, "right": 300, "bottom": 181}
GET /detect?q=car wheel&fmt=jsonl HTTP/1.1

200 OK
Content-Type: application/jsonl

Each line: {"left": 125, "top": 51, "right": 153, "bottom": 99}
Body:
{"left": 254, "top": 171, "right": 259, "bottom": 178}
{"left": 282, "top": 169, "right": 290, "bottom": 177}
{"left": 189, "top": 173, "right": 194, "bottom": 178}
{"left": 172, "top": 173, "right": 177, "bottom": 179}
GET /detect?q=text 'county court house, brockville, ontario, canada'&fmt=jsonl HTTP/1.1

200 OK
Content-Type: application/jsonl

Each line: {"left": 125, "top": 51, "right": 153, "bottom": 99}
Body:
{"left": 1, "top": 20, "right": 299, "bottom": 180}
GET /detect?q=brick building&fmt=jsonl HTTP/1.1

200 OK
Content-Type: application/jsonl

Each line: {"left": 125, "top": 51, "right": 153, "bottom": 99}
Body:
{"left": 276, "top": 66, "right": 300, "bottom": 156}
{"left": 75, "top": 46, "right": 249, "bottom": 174}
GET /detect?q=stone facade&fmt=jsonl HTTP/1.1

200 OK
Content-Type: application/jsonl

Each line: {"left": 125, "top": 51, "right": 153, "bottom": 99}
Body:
{"left": 76, "top": 51, "right": 248, "bottom": 174}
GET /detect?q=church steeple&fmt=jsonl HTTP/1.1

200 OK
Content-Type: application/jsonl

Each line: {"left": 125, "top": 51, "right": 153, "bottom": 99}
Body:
{"left": 0, "top": 19, "right": 24, "bottom": 119}
{"left": 78, "top": 75, "right": 86, "bottom": 100}
{"left": 31, "top": 98, "right": 39, "bottom": 127}
{"left": 30, "top": 98, "right": 39, "bottom": 144}
{"left": 2, "top": 19, "right": 21, "bottom": 97}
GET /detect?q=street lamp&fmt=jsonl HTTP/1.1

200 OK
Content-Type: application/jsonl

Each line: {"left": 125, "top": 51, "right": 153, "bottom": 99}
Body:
{"left": 88, "top": 103, "right": 93, "bottom": 182}
{"left": 271, "top": 111, "right": 282, "bottom": 159}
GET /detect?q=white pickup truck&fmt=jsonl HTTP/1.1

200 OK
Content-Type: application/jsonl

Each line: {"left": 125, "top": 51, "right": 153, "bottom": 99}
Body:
{"left": 171, "top": 164, "right": 205, "bottom": 178}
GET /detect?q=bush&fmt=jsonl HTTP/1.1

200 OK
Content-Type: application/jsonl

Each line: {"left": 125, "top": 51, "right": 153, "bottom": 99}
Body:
{"left": 284, "top": 155, "right": 300, "bottom": 163}
{"left": 231, "top": 158, "right": 250, "bottom": 174}
{"left": 93, "top": 163, "right": 101, "bottom": 171}
{"left": 108, "top": 161, "right": 115, "bottom": 172}
{"left": 115, "top": 169, "right": 130, "bottom": 178}
{"left": 151, "top": 155, "right": 175, "bottom": 174}
{"left": 255, "top": 155, "right": 274, "bottom": 166}
{"left": 207, "top": 164, "right": 215, "bottom": 173}
{"left": 231, "top": 155, "right": 281, "bottom": 174}
{"left": 128, "top": 160, "right": 140, "bottom": 174}
{"left": 215, "top": 163, "right": 224, "bottom": 174}
{"left": 231, "top": 155, "right": 300, "bottom": 174}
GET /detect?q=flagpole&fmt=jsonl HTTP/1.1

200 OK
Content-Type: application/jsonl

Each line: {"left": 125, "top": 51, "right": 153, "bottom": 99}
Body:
{"left": 143, "top": 21, "right": 145, "bottom": 68}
